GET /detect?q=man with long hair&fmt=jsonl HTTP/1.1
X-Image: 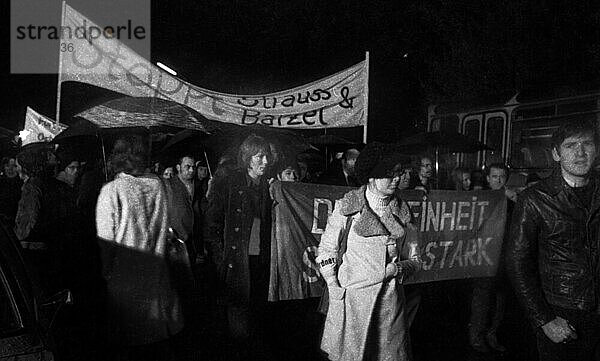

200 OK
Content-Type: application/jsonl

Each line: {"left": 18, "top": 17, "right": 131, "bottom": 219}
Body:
{"left": 204, "top": 134, "right": 273, "bottom": 359}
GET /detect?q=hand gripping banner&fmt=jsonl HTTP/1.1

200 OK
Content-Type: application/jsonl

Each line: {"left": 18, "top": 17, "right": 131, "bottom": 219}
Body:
{"left": 268, "top": 182, "right": 507, "bottom": 301}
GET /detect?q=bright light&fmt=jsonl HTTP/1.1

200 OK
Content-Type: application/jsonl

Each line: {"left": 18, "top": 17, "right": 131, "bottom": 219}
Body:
{"left": 156, "top": 62, "right": 177, "bottom": 76}
{"left": 19, "top": 130, "right": 31, "bottom": 140}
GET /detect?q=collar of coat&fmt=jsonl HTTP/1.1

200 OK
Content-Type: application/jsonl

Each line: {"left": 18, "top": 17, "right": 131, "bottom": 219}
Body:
{"left": 337, "top": 185, "right": 411, "bottom": 237}
{"left": 539, "top": 170, "right": 598, "bottom": 196}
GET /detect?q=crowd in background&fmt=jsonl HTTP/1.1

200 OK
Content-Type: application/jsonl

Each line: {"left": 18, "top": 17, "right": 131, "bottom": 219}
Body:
{"left": 0, "top": 119, "right": 597, "bottom": 361}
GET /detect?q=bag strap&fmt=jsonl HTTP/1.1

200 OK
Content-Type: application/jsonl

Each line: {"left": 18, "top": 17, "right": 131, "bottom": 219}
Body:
{"left": 336, "top": 215, "right": 354, "bottom": 268}
{"left": 317, "top": 214, "right": 354, "bottom": 316}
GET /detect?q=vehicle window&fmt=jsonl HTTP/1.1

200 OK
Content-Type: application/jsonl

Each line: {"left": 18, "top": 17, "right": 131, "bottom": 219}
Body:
{"left": 485, "top": 116, "right": 505, "bottom": 165}
{"left": 430, "top": 115, "right": 459, "bottom": 133}
{"left": 0, "top": 267, "right": 22, "bottom": 333}
{"left": 440, "top": 115, "right": 459, "bottom": 133}
{"left": 510, "top": 123, "right": 556, "bottom": 169}
{"left": 463, "top": 118, "right": 481, "bottom": 169}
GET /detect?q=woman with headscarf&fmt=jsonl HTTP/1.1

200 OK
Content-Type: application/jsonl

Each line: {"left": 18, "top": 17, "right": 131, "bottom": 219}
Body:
{"left": 316, "top": 142, "right": 423, "bottom": 361}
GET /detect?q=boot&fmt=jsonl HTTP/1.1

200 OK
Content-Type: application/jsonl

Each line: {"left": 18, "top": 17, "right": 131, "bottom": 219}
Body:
{"left": 486, "top": 330, "right": 507, "bottom": 352}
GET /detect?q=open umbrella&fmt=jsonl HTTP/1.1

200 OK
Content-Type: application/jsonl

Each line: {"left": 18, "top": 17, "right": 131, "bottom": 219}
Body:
{"left": 158, "top": 124, "right": 315, "bottom": 178}
{"left": 160, "top": 129, "right": 207, "bottom": 153}
{"left": 202, "top": 124, "right": 315, "bottom": 158}
{"left": 306, "top": 134, "right": 361, "bottom": 148}
{"left": 75, "top": 96, "right": 218, "bottom": 133}
{"left": 52, "top": 118, "right": 99, "bottom": 141}
{"left": 397, "top": 131, "right": 493, "bottom": 188}
{"left": 396, "top": 131, "right": 493, "bottom": 153}
{"left": 306, "top": 134, "right": 365, "bottom": 170}
{"left": 53, "top": 97, "right": 216, "bottom": 180}
{"left": 0, "top": 126, "right": 16, "bottom": 140}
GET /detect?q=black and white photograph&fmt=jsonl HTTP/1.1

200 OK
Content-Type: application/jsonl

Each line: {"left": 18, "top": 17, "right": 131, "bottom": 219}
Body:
{"left": 2, "top": 1, "right": 600, "bottom": 360}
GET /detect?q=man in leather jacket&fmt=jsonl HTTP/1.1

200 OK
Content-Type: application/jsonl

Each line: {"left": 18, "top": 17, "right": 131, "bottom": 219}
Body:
{"left": 506, "top": 119, "right": 600, "bottom": 361}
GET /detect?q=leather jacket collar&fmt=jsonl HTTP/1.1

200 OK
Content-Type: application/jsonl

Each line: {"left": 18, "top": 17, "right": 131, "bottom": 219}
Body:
{"left": 538, "top": 170, "right": 600, "bottom": 214}
{"left": 538, "top": 170, "right": 597, "bottom": 195}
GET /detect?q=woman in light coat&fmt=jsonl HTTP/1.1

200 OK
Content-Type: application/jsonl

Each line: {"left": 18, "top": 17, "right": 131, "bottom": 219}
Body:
{"left": 96, "top": 136, "right": 184, "bottom": 359}
{"left": 316, "top": 142, "right": 422, "bottom": 361}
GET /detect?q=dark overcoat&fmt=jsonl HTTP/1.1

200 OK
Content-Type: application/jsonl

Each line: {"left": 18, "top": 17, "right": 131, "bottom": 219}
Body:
{"left": 203, "top": 169, "right": 271, "bottom": 306}
{"left": 164, "top": 176, "right": 203, "bottom": 258}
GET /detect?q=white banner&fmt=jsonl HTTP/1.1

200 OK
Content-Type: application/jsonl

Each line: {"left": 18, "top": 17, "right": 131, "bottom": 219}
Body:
{"left": 59, "top": 4, "right": 368, "bottom": 129}
{"left": 22, "top": 107, "right": 67, "bottom": 146}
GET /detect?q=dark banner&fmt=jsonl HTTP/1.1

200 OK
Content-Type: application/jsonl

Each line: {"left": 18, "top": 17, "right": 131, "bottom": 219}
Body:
{"left": 268, "top": 182, "right": 507, "bottom": 301}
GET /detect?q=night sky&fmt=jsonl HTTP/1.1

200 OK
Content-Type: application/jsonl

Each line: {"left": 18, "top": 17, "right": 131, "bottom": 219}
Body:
{"left": 2, "top": 0, "right": 600, "bottom": 142}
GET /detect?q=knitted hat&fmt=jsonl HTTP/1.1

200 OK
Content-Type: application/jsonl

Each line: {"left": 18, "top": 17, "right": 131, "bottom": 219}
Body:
{"left": 354, "top": 142, "right": 411, "bottom": 185}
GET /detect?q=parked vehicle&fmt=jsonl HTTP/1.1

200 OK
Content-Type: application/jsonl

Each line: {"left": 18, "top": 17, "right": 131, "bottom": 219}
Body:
{"left": 427, "top": 90, "right": 600, "bottom": 187}
{"left": 0, "top": 220, "right": 71, "bottom": 360}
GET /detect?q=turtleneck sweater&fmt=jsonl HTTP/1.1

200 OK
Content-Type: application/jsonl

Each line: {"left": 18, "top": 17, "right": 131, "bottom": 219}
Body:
{"left": 366, "top": 185, "right": 404, "bottom": 279}
{"left": 365, "top": 186, "right": 391, "bottom": 216}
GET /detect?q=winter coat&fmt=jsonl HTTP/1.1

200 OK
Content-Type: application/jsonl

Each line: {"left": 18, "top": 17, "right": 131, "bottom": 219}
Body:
{"left": 317, "top": 186, "right": 415, "bottom": 361}
{"left": 96, "top": 172, "right": 184, "bottom": 346}
{"left": 203, "top": 169, "right": 272, "bottom": 306}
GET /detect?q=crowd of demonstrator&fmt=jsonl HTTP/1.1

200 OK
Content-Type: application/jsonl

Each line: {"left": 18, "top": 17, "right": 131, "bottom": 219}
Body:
{"left": 0, "top": 119, "right": 599, "bottom": 361}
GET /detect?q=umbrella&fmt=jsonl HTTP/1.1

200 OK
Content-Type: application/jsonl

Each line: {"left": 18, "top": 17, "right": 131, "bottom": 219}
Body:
{"left": 202, "top": 124, "right": 315, "bottom": 158}
{"left": 306, "top": 134, "right": 365, "bottom": 170}
{"left": 307, "top": 134, "right": 361, "bottom": 147}
{"left": 157, "top": 129, "right": 212, "bottom": 173}
{"left": 158, "top": 124, "right": 314, "bottom": 178}
{"left": 0, "top": 127, "right": 19, "bottom": 155}
{"left": 75, "top": 96, "right": 218, "bottom": 133}
{"left": 160, "top": 129, "right": 208, "bottom": 153}
{"left": 52, "top": 118, "right": 99, "bottom": 141}
{"left": 0, "top": 126, "right": 16, "bottom": 140}
{"left": 396, "top": 131, "right": 493, "bottom": 153}
{"left": 396, "top": 131, "right": 493, "bottom": 189}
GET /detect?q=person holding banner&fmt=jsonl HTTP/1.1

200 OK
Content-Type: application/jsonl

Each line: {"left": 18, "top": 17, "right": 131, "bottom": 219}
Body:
{"left": 468, "top": 163, "right": 513, "bottom": 353}
{"left": 409, "top": 155, "right": 434, "bottom": 192}
{"left": 316, "top": 142, "right": 422, "bottom": 361}
{"left": 507, "top": 119, "right": 600, "bottom": 361}
{"left": 452, "top": 167, "right": 472, "bottom": 191}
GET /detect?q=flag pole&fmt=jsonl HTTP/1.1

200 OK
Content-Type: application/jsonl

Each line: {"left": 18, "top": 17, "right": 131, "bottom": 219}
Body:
{"left": 56, "top": 1, "right": 67, "bottom": 124}
{"left": 362, "top": 51, "right": 370, "bottom": 144}
{"left": 203, "top": 150, "right": 212, "bottom": 178}
{"left": 99, "top": 133, "right": 108, "bottom": 182}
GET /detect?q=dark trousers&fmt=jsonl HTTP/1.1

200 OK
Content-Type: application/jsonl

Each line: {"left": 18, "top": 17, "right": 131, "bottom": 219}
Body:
{"left": 469, "top": 277, "right": 506, "bottom": 338}
{"left": 535, "top": 306, "right": 600, "bottom": 361}
{"left": 404, "top": 285, "right": 422, "bottom": 329}
{"left": 225, "top": 256, "right": 274, "bottom": 360}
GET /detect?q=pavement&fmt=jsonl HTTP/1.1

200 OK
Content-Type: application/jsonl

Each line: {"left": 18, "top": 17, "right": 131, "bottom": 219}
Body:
{"left": 411, "top": 280, "right": 539, "bottom": 361}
